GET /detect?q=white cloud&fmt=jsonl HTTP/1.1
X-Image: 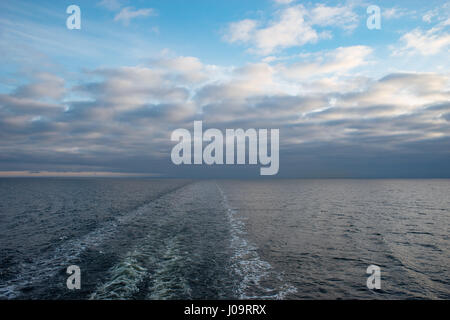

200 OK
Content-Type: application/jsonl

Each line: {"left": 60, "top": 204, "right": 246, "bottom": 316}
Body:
{"left": 393, "top": 8, "right": 450, "bottom": 57}
{"left": 224, "top": 19, "right": 258, "bottom": 43}
{"left": 196, "top": 63, "right": 280, "bottom": 105}
{"left": 279, "top": 46, "right": 373, "bottom": 80}
{"left": 423, "top": 10, "right": 436, "bottom": 23}
{"left": 273, "top": 0, "right": 295, "bottom": 4}
{"left": 253, "top": 5, "right": 318, "bottom": 55}
{"left": 98, "top": 0, "right": 122, "bottom": 11}
{"left": 225, "top": 5, "right": 318, "bottom": 55}
{"left": 148, "top": 56, "right": 211, "bottom": 83}
{"left": 394, "top": 27, "right": 450, "bottom": 56}
{"left": 423, "top": 2, "right": 450, "bottom": 24}
{"left": 114, "top": 7, "right": 156, "bottom": 25}
{"left": 384, "top": 7, "right": 411, "bottom": 20}
{"left": 338, "top": 73, "right": 450, "bottom": 116}
{"left": 309, "top": 4, "right": 358, "bottom": 30}
{"left": 224, "top": 3, "right": 360, "bottom": 55}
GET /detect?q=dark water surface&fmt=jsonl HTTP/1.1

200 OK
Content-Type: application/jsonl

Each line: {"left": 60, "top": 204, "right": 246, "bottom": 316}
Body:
{"left": 0, "top": 178, "right": 448, "bottom": 299}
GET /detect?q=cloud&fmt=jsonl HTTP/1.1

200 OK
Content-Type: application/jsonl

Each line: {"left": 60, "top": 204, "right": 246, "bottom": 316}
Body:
{"left": 0, "top": 94, "right": 63, "bottom": 116}
{"left": 98, "top": 0, "right": 122, "bottom": 11}
{"left": 278, "top": 46, "right": 373, "bottom": 80}
{"left": 0, "top": 171, "right": 156, "bottom": 177}
{"left": 273, "top": 0, "right": 295, "bottom": 4}
{"left": 422, "top": 2, "right": 450, "bottom": 24}
{"left": 148, "top": 55, "right": 211, "bottom": 84}
{"left": 394, "top": 26, "right": 450, "bottom": 56}
{"left": 423, "top": 10, "right": 437, "bottom": 23}
{"left": 77, "top": 66, "right": 191, "bottom": 108}
{"left": 1, "top": 52, "right": 449, "bottom": 177}
{"left": 114, "top": 7, "right": 156, "bottom": 25}
{"left": 383, "top": 7, "right": 412, "bottom": 20}
{"left": 13, "top": 73, "right": 65, "bottom": 100}
{"left": 336, "top": 73, "right": 450, "bottom": 118}
{"left": 224, "top": 19, "right": 258, "bottom": 43}
{"left": 226, "top": 5, "right": 318, "bottom": 55}
{"left": 195, "top": 63, "right": 280, "bottom": 106}
{"left": 309, "top": 3, "right": 358, "bottom": 30}
{"left": 2, "top": 1, "right": 449, "bottom": 178}
{"left": 224, "top": 3, "right": 359, "bottom": 55}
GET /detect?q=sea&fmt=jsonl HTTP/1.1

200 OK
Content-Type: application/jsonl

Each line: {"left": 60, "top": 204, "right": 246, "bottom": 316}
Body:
{"left": 0, "top": 178, "right": 448, "bottom": 299}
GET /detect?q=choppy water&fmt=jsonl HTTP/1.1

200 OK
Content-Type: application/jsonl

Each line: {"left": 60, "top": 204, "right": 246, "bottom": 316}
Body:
{"left": 0, "top": 178, "right": 448, "bottom": 299}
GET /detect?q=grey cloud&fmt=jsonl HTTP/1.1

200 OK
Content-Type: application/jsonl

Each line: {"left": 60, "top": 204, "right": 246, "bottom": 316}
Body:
{"left": 13, "top": 73, "right": 65, "bottom": 100}
{"left": 0, "top": 94, "right": 63, "bottom": 115}
{"left": 0, "top": 61, "right": 449, "bottom": 177}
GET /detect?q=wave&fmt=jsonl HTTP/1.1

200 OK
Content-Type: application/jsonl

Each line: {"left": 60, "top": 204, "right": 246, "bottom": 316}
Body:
{"left": 0, "top": 183, "right": 190, "bottom": 299}
{"left": 90, "top": 252, "right": 148, "bottom": 300}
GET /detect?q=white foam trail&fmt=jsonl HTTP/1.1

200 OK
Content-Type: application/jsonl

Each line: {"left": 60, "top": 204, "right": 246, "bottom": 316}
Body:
{"left": 146, "top": 236, "right": 192, "bottom": 300}
{"left": 90, "top": 251, "right": 148, "bottom": 300}
{"left": 91, "top": 233, "right": 192, "bottom": 300}
{"left": 216, "top": 183, "right": 297, "bottom": 299}
{"left": 0, "top": 201, "right": 157, "bottom": 299}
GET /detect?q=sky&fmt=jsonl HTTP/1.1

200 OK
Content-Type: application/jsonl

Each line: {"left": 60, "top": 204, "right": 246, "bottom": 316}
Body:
{"left": 0, "top": 0, "right": 449, "bottom": 178}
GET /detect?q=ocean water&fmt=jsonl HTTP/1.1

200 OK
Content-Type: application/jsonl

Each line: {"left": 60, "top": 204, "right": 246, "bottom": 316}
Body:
{"left": 0, "top": 178, "right": 448, "bottom": 299}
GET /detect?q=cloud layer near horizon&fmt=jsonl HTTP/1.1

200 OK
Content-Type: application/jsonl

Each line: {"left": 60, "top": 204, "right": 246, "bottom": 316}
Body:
{"left": 0, "top": 1, "right": 449, "bottom": 177}
{"left": 1, "top": 52, "right": 449, "bottom": 177}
